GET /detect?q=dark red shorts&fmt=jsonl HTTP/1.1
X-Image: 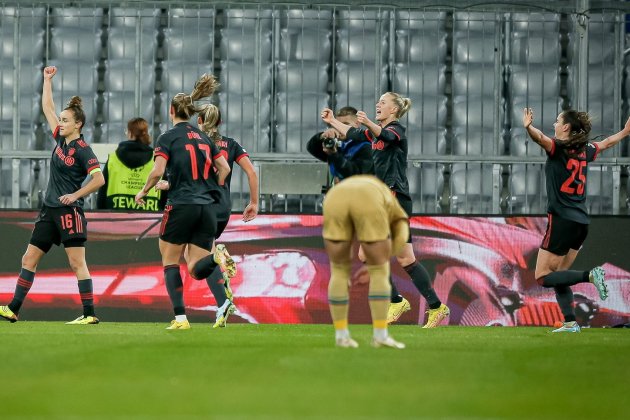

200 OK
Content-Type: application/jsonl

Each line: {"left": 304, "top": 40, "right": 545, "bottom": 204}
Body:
{"left": 541, "top": 213, "right": 589, "bottom": 256}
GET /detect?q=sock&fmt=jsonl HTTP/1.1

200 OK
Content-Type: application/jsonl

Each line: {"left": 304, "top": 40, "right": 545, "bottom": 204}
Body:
{"left": 390, "top": 276, "right": 403, "bottom": 303}
{"left": 334, "top": 327, "right": 350, "bottom": 340}
{"left": 206, "top": 266, "right": 228, "bottom": 307}
{"left": 191, "top": 255, "right": 218, "bottom": 280}
{"left": 164, "top": 264, "right": 185, "bottom": 316}
{"left": 367, "top": 263, "right": 391, "bottom": 335}
{"left": 175, "top": 314, "right": 188, "bottom": 322}
{"left": 8, "top": 268, "right": 35, "bottom": 314}
{"left": 404, "top": 261, "right": 441, "bottom": 309}
{"left": 329, "top": 262, "right": 351, "bottom": 334}
{"left": 539, "top": 271, "right": 590, "bottom": 288}
{"left": 373, "top": 328, "right": 388, "bottom": 341}
{"left": 78, "top": 278, "right": 95, "bottom": 317}
{"left": 554, "top": 286, "right": 576, "bottom": 322}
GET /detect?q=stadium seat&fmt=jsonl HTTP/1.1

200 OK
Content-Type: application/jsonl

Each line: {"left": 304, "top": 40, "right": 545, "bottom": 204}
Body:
{"left": 405, "top": 95, "right": 448, "bottom": 130}
{"left": 280, "top": 8, "right": 333, "bottom": 29}
{"left": 275, "top": 92, "right": 330, "bottom": 126}
{"left": 50, "top": 6, "right": 104, "bottom": 29}
{"left": 407, "top": 163, "right": 445, "bottom": 213}
{"left": 224, "top": 8, "right": 274, "bottom": 31}
{"left": 0, "top": 61, "right": 43, "bottom": 102}
{"left": 104, "top": 59, "right": 155, "bottom": 94}
{"left": 0, "top": 27, "right": 44, "bottom": 60}
{"left": 220, "top": 61, "right": 272, "bottom": 95}
{"left": 510, "top": 33, "right": 561, "bottom": 64}
{"left": 334, "top": 93, "right": 382, "bottom": 112}
{"left": 566, "top": 67, "right": 616, "bottom": 99}
{"left": 452, "top": 127, "right": 504, "bottom": 156}
{"left": 0, "top": 122, "right": 35, "bottom": 151}
{"left": 0, "top": 6, "right": 47, "bottom": 30}
{"left": 107, "top": 27, "right": 158, "bottom": 62}
{"left": 508, "top": 128, "right": 547, "bottom": 157}
{"left": 219, "top": 92, "right": 271, "bottom": 128}
{"left": 221, "top": 125, "right": 271, "bottom": 153}
{"left": 335, "top": 62, "right": 388, "bottom": 93}
{"left": 163, "top": 28, "right": 214, "bottom": 62}
{"left": 393, "top": 63, "right": 446, "bottom": 97}
{"left": 337, "top": 10, "right": 390, "bottom": 30}
{"left": 508, "top": 164, "right": 546, "bottom": 214}
{"left": 276, "top": 62, "right": 328, "bottom": 93}
{"left": 509, "top": 97, "right": 563, "bottom": 131}
{"left": 279, "top": 28, "right": 331, "bottom": 62}
{"left": 395, "top": 29, "right": 447, "bottom": 63}
{"left": 453, "top": 34, "right": 496, "bottom": 64}
{"left": 509, "top": 65, "right": 560, "bottom": 98}
{"left": 336, "top": 29, "right": 388, "bottom": 62}
{"left": 395, "top": 10, "right": 446, "bottom": 31}
{"left": 219, "top": 28, "right": 272, "bottom": 62}
{"left": 109, "top": 7, "right": 161, "bottom": 29}
{"left": 49, "top": 27, "right": 103, "bottom": 61}
{"left": 103, "top": 91, "right": 155, "bottom": 125}
{"left": 165, "top": 7, "right": 215, "bottom": 30}
{"left": 450, "top": 163, "right": 496, "bottom": 214}
{"left": 510, "top": 12, "right": 560, "bottom": 33}
{"left": 45, "top": 59, "right": 98, "bottom": 96}
{"left": 274, "top": 123, "right": 319, "bottom": 153}
{"left": 99, "top": 122, "right": 127, "bottom": 144}
{"left": 452, "top": 63, "right": 497, "bottom": 97}
{"left": 567, "top": 34, "right": 615, "bottom": 64}
{"left": 453, "top": 12, "right": 498, "bottom": 32}
{"left": 407, "top": 128, "right": 447, "bottom": 156}
{"left": 586, "top": 165, "right": 614, "bottom": 214}
{"left": 452, "top": 95, "right": 501, "bottom": 131}
{"left": 160, "top": 62, "right": 214, "bottom": 95}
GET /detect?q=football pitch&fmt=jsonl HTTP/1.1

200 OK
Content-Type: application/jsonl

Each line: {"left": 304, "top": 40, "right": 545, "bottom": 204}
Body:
{"left": 0, "top": 323, "right": 628, "bottom": 419}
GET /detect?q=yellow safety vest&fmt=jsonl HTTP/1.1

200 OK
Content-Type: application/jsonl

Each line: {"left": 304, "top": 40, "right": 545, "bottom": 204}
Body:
{"left": 105, "top": 152, "right": 161, "bottom": 211}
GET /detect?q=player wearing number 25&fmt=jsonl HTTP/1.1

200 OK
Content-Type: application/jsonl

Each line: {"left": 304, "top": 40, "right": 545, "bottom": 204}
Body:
{"left": 0, "top": 66, "right": 105, "bottom": 325}
{"left": 134, "top": 74, "right": 231, "bottom": 329}
{"left": 523, "top": 108, "right": 630, "bottom": 333}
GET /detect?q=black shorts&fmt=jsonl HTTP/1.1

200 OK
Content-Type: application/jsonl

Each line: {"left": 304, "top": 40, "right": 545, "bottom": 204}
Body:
{"left": 395, "top": 192, "right": 413, "bottom": 243}
{"left": 30, "top": 205, "right": 87, "bottom": 253}
{"left": 160, "top": 204, "right": 216, "bottom": 249}
{"left": 212, "top": 201, "right": 231, "bottom": 240}
{"left": 541, "top": 213, "right": 589, "bottom": 256}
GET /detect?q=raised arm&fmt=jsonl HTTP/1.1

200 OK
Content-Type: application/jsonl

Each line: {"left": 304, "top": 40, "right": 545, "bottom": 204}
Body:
{"left": 237, "top": 156, "right": 259, "bottom": 222}
{"left": 523, "top": 108, "right": 553, "bottom": 153}
{"left": 42, "top": 66, "right": 59, "bottom": 133}
{"left": 321, "top": 108, "right": 352, "bottom": 137}
{"left": 356, "top": 111, "right": 382, "bottom": 138}
{"left": 594, "top": 116, "right": 630, "bottom": 152}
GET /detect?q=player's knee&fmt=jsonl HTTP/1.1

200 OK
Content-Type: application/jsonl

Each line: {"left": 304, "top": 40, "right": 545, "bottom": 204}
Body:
{"left": 366, "top": 263, "right": 391, "bottom": 296}
{"left": 328, "top": 262, "right": 351, "bottom": 298}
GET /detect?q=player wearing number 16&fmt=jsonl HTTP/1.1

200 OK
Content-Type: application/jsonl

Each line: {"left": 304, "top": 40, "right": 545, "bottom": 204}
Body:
{"left": 523, "top": 108, "right": 630, "bottom": 333}
{"left": 134, "top": 74, "right": 231, "bottom": 330}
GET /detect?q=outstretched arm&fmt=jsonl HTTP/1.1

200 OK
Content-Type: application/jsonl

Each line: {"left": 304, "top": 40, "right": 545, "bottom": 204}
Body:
{"left": 237, "top": 156, "right": 259, "bottom": 222}
{"left": 356, "top": 111, "right": 382, "bottom": 137}
{"left": 42, "top": 66, "right": 59, "bottom": 133}
{"left": 523, "top": 108, "right": 553, "bottom": 153}
{"left": 594, "top": 116, "right": 630, "bottom": 151}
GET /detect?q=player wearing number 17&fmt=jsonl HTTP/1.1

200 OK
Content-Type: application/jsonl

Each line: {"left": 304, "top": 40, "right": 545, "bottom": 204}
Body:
{"left": 134, "top": 74, "right": 231, "bottom": 330}
{"left": 523, "top": 108, "right": 630, "bottom": 333}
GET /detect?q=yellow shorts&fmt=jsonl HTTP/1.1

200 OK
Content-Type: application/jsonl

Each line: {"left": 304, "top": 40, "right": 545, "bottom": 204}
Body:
{"left": 322, "top": 175, "right": 407, "bottom": 243}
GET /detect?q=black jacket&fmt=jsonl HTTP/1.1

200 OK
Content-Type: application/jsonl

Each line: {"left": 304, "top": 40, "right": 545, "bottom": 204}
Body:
{"left": 306, "top": 132, "right": 374, "bottom": 180}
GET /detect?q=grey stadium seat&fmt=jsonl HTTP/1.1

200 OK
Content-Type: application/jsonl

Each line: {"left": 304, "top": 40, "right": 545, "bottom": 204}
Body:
{"left": 453, "top": 35, "right": 496, "bottom": 64}
{"left": 452, "top": 63, "right": 497, "bottom": 97}
{"left": 508, "top": 128, "right": 547, "bottom": 157}
{"left": 395, "top": 10, "right": 446, "bottom": 31}
{"left": 452, "top": 95, "right": 501, "bottom": 130}
{"left": 407, "top": 163, "right": 445, "bottom": 213}
{"left": 0, "top": 27, "right": 44, "bottom": 60}
{"left": 281, "top": 9, "right": 332, "bottom": 29}
{"left": 163, "top": 28, "right": 214, "bottom": 62}
{"left": 510, "top": 33, "right": 561, "bottom": 65}
{"left": 407, "top": 128, "right": 447, "bottom": 156}
{"left": 276, "top": 62, "right": 328, "bottom": 93}
{"left": 0, "top": 6, "right": 47, "bottom": 30}
{"left": 452, "top": 127, "right": 504, "bottom": 156}
{"left": 99, "top": 122, "right": 127, "bottom": 144}
{"left": 161, "top": 62, "right": 214, "bottom": 94}
{"left": 219, "top": 92, "right": 271, "bottom": 128}
{"left": 393, "top": 63, "right": 446, "bottom": 97}
{"left": 335, "top": 93, "right": 382, "bottom": 113}
{"left": 336, "top": 29, "right": 388, "bottom": 62}
{"left": 109, "top": 7, "right": 161, "bottom": 29}
{"left": 220, "top": 61, "right": 272, "bottom": 95}
{"left": 274, "top": 123, "right": 321, "bottom": 153}
{"left": 275, "top": 92, "right": 330, "bottom": 126}
{"left": 335, "top": 62, "right": 388, "bottom": 93}
{"left": 395, "top": 30, "right": 447, "bottom": 63}
{"left": 107, "top": 27, "right": 158, "bottom": 62}
{"left": 279, "top": 28, "right": 331, "bottom": 62}
{"left": 337, "top": 10, "right": 389, "bottom": 30}
{"left": 224, "top": 8, "right": 274, "bottom": 31}
{"left": 103, "top": 91, "right": 155, "bottom": 124}
{"left": 586, "top": 165, "right": 614, "bottom": 214}
{"left": 50, "top": 7, "right": 104, "bottom": 29}
{"left": 405, "top": 95, "right": 448, "bottom": 130}
{"left": 509, "top": 65, "right": 560, "bottom": 98}
{"left": 104, "top": 59, "right": 155, "bottom": 94}
{"left": 165, "top": 7, "right": 215, "bottom": 30}
{"left": 567, "top": 67, "right": 616, "bottom": 98}
{"left": 508, "top": 164, "right": 546, "bottom": 214}
{"left": 219, "top": 28, "right": 272, "bottom": 62}
{"left": 45, "top": 60, "right": 98, "bottom": 95}
{"left": 510, "top": 13, "right": 560, "bottom": 33}
{"left": 49, "top": 27, "right": 102, "bottom": 61}
{"left": 221, "top": 125, "right": 271, "bottom": 153}
{"left": 450, "top": 163, "right": 495, "bottom": 214}
{"left": 453, "top": 12, "right": 498, "bottom": 32}
{"left": 510, "top": 97, "right": 563, "bottom": 129}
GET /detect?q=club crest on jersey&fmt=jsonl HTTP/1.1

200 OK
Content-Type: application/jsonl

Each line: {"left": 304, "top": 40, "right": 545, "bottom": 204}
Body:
{"left": 68, "top": 148, "right": 76, "bottom": 156}
{"left": 64, "top": 156, "right": 75, "bottom": 166}
{"left": 372, "top": 140, "right": 385, "bottom": 150}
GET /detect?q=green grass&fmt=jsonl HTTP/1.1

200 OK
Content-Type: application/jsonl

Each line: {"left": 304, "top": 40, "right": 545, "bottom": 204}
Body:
{"left": 0, "top": 323, "right": 628, "bottom": 419}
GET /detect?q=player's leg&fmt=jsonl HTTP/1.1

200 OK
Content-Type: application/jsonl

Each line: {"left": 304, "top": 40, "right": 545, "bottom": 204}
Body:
{"left": 325, "top": 239, "right": 357, "bottom": 348}
{"left": 160, "top": 239, "right": 188, "bottom": 329}
{"left": 64, "top": 244, "right": 99, "bottom": 325}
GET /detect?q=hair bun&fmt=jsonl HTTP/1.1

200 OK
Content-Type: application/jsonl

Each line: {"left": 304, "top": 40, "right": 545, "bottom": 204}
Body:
{"left": 67, "top": 96, "right": 83, "bottom": 109}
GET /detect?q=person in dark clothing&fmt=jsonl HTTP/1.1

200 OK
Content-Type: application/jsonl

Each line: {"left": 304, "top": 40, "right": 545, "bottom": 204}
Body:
{"left": 523, "top": 107, "right": 630, "bottom": 332}
{"left": 97, "top": 118, "right": 164, "bottom": 211}
{"left": 322, "top": 92, "right": 450, "bottom": 328}
{"left": 307, "top": 106, "right": 373, "bottom": 183}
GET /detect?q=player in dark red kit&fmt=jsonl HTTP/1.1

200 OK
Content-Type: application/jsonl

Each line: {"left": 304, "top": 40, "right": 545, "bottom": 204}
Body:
{"left": 0, "top": 66, "right": 105, "bottom": 325}
{"left": 322, "top": 92, "right": 450, "bottom": 328}
{"left": 156, "top": 103, "right": 259, "bottom": 328}
{"left": 523, "top": 108, "right": 630, "bottom": 332}
{"left": 135, "top": 75, "right": 231, "bottom": 330}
